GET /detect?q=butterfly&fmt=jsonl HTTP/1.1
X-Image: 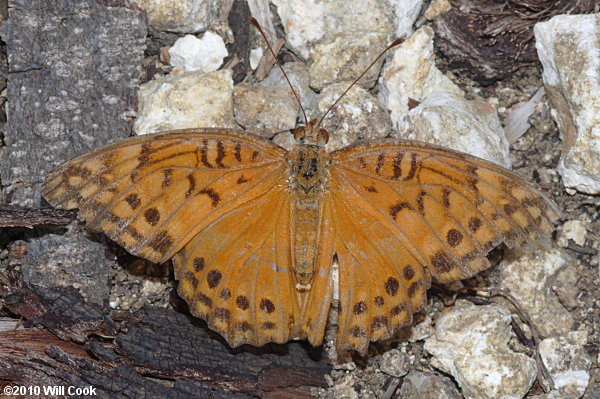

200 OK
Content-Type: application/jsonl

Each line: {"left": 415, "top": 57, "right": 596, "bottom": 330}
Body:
{"left": 41, "top": 115, "right": 559, "bottom": 354}
{"left": 41, "top": 17, "right": 559, "bottom": 353}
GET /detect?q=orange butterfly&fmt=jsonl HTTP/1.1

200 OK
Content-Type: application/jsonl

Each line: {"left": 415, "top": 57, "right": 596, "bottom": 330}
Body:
{"left": 41, "top": 27, "right": 559, "bottom": 354}
{"left": 41, "top": 120, "right": 558, "bottom": 353}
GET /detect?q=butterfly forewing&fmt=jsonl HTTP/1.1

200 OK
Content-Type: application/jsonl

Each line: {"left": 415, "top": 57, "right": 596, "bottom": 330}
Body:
{"left": 42, "top": 129, "right": 287, "bottom": 263}
{"left": 330, "top": 139, "right": 559, "bottom": 283}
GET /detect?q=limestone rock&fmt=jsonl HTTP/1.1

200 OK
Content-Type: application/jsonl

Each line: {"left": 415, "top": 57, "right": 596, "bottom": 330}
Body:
{"left": 168, "top": 32, "right": 227, "bottom": 73}
{"left": 133, "top": 69, "right": 236, "bottom": 135}
{"left": 388, "top": 0, "right": 425, "bottom": 37}
{"left": 398, "top": 370, "right": 461, "bottom": 399}
{"left": 424, "top": 0, "right": 451, "bottom": 21}
{"left": 556, "top": 219, "right": 588, "bottom": 248}
{"left": 424, "top": 300, "right": 536, "bottom": 399}
{"left": 258, "top": 61, "right": 317, "bottom": 117}
{"left": 233, "top": 84, "right": 300, "bottom": 135}
{"left": 538, "top": 332, "right": 592, "bottom": 399}
{"left": 534, "top": 14, "right": 600, "bottom": 194}
{"left": 406, "top": 92, "right": 511, "bottom": 168}
{"left": 379, "top": 349, "right": 409, "bottom": 377}
{"left": 272, "top": 131, "right": 295, "bottom": 151}
{"left": 498, "top": 247, "right": 574, "bottom": 338}
{"left": 272, "top": 0, "right": 394, "bottom": 89}
{"left": 309, "top": 31, "right": 390, "bottom": 91}
{"left": 379, "top": 26, "right": 464, "bottom": 134}
{"left": 317, "top": 83, "right": 393, "bottom": 152}
{"left": 325, "top": 373, "right": 358, "bottom": 399}
{"left": 134, "top": 0, "right": 218, "bottom": 33}
{"left": 249, "top": 47, "right": 263, "bottom": 70}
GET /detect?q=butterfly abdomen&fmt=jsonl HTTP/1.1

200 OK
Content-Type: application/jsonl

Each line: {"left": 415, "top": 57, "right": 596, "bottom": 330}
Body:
{"left": 290, "top": 145, "right": 329, "bottom": 289}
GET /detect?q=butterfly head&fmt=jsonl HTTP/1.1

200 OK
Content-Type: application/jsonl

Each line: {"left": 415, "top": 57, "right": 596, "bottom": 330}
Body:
{"left": 293, "top": 119, "right": 329, "bottom": 147}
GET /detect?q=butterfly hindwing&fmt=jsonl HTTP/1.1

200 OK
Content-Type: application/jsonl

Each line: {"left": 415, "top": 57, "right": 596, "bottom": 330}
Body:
{"left": 297, "top": 197, "right": 336, "bottom": 348}
{"left": 173, "top": 182, "right": 303, "bottom": 347}
{"left": 321, "top": 175, "right": 430, "bottom": 353}
{"left": 42, "top": 129, "right": 288, "bottom": 263}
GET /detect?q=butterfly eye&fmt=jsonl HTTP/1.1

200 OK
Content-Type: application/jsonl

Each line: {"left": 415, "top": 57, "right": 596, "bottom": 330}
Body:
{"left": 293, "top": 126, "right": 307, "bottom": 141}
{"left": 317, "top": 128, "right": 329, "bottom": 145}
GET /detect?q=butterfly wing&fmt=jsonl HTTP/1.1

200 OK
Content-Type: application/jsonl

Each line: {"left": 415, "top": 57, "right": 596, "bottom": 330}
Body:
{"left": 327, "top": 139, "right": 558, "bottom": 353}
{"left": 42, "top": 129, "right": 288, "bottom": 264}
{"left": 172, "top": 181, "right": 304, "bottom": 348}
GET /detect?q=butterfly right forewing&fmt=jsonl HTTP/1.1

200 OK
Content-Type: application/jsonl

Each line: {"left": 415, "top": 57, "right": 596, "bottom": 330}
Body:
{"left": 42, "top": 129, "right": 288, "bottom": 263}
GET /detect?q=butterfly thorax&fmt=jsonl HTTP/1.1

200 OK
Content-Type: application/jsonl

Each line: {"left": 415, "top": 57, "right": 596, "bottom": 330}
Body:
{"left": 289, "top": 143, "right": 329, "bottom": 290}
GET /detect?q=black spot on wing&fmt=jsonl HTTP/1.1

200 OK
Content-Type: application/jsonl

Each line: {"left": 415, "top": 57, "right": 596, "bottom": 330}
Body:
{"left": 389, "top": 201, "right": 414, "bottom": 219}
{"left": 197, "top": 188, "right": 220, "bottom": 207}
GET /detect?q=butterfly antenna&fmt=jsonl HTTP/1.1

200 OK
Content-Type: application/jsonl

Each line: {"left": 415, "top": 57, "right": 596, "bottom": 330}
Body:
{"left": 249, "top": 17, "right": 308, "bottom": 125}
{"left": 317, "top": 38, "right": 405, "bottom": 128}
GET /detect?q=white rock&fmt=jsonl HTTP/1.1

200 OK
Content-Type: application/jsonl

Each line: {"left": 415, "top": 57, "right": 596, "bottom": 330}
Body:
{"left": 169, "top": 32, "right": 228, "bottom": 73}
{"left": 424, "top": 300, "right": 536, "bottom": 399}
{"left": 328, "top": 374, "right": 359, "bottom": 399}
{"left": 233, "top": 84, "right": 300, "bottom": 134}
{"left": 272, "top": 131, "right": 295, "bottom": 151}
{"left": 379, "top": 349, "right": 409, "bottom": 377}
{"left": 534, "top": 14, "right": 600, "bottom": 194}
{"left": 557, "top": 220, "right": 588, "bottom": 247}
{"left": 379, "top": 26, "right": 464, "bottom": 134}
{"left": 309, "top": 31, "right": 390, "bottom": 91}
{"left": 380, "top": 26, "right": 510, "bottom": 166}
{"left": 258, "top": 61, "right": 317, "bottom": 117}
{"left": 424, "top": 0, "right": 451, "bottom": 21}
{"left": 399, "top": 370, "right": 461, "bottom": 399}
{"left": 318, "top": 83, "right": 393, "bottom": 152}
{"left": 271, "top": 0, "right": 328, "bottom": 59}
{"left": 388, "top": 0, "right": 425, "bottom": 37}
{"left": 408, "top": 314, "right": 435, "bottom": 342}
{"left": 134, "top": 0, "right": 218, "bottom": 33}
{"left": 539, "top": 331, "right": 591, "bottom": 399}
{"left": 141, "top": 279, "right": 167, "bottom": 295}
{"left": 407, "top": 91, "right": 511, "bottom": 167}
{"left": 249, "top": 47, "right": 263, "bottom": 70}
{"left": 247, "top": 0, "right": 277, "bottom": 40}
{"left": 272, "top": 0, "right": 394, "bottom": 89}
{"left": 497, "top": 247, "right": 573, "bottom": 338}
{"left": 133, "top": 69, "right": 236, "bottom": 135}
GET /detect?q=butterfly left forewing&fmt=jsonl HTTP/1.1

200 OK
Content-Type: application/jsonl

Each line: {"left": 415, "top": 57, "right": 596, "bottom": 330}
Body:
{"left": 42, "top": 129, "right": 287, "bottom": 263}
{"left": 331, "top": 139, "right": 559, "bottom": 283}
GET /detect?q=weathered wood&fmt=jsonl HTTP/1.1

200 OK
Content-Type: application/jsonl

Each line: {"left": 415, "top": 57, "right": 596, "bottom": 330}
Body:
{"left": 1, "top": 0, "right": 146, "bottom": 205}
{"left": 0, "top": 204, "right": 75, "bottom": 227}
{"left": 0, "top": 0, "right": 147, "bottom": 307}
{"left": 226, "top": 0, "right": 252, "bottom": 84}
{"left": 433, "top": 0, "right": 597, "bottom": 84}
{"left": 1, "top": 279, "right": 330, "bottom": 398}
